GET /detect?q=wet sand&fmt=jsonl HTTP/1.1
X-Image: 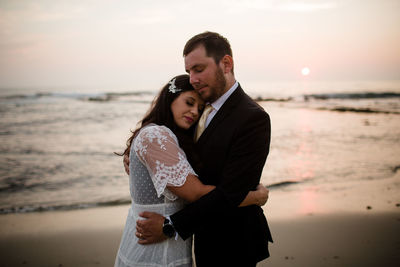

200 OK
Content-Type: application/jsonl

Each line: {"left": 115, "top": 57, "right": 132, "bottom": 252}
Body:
{"left": 259, "top": 212, "right": 400, "bottom": 267}
{"left": 1, "top": 212, "right": 398, "bottom": 267}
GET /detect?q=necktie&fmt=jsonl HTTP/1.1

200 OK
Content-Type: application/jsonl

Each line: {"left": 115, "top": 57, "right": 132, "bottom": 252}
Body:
{"left": 195, "top": 104, "right": 214, "bottom": 142}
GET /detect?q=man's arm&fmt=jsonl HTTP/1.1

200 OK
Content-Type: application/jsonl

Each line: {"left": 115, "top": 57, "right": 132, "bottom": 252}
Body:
{"left": 170, "top": 110, "right": 271, "bottom": 239}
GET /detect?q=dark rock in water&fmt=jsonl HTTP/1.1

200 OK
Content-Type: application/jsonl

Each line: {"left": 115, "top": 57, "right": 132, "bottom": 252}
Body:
{"left": 317, "top": 106, "right": 400, "bottom": 114}
{"left": 305, "top": 92, "right": 400, "bottom": 100}
{"left": 88, "top": 95, "right": 113, "bottom": 102}
{"left": 267, "top": 180, "right": 299, "bottom": 189}
{"left": 332, "top": 107, "right": 386, "bottom": 113}
{"left": 392, "top": 165, "right": 400, "bottom": 173}
{"left": 255, "top": 96, "right": 293, "bottom": 102}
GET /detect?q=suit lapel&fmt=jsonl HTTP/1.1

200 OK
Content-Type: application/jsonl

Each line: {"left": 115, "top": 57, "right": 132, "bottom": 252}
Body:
{"left": 197, "top": 85, "right": 245, "bottom": 144}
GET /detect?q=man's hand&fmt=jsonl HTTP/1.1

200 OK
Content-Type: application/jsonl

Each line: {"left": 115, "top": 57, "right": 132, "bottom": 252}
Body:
{"left": 136, "top": 211, "right": 167, "bottom": 245}
{"left": 255, "top": 184, "right": 269, "bottom": 206}
{"left": 123, "top": 153, "right": 130, "bottom": 175}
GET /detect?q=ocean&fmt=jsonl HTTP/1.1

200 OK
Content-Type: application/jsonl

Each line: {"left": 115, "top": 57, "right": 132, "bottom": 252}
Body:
{"left": 1, "top": 80, "right": 400, "bottom": 214}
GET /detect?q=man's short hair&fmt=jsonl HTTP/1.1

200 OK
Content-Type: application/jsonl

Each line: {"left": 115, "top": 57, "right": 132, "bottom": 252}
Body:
{"left": 183, "top": 31, "right": 233, "bottom": 66}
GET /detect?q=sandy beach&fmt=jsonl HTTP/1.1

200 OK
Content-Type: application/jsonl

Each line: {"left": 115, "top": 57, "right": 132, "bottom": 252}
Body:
{"left": 1, "top": 172, "right": 399, "bottom": 267}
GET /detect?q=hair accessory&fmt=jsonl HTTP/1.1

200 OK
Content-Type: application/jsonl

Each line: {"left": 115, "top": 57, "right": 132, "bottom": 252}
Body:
{"left": 168, "top": 78, "right": 182, "bottom": 93}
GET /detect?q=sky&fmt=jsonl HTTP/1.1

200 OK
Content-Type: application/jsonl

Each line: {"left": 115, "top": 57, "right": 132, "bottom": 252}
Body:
{"left": 0, "top": 0, "right": 399, "bottom": 90}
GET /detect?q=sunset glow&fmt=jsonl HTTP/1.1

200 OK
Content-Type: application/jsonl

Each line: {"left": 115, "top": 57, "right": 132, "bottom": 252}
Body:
{"left": 301, "top": 67, "right": 310, "bottom": 76}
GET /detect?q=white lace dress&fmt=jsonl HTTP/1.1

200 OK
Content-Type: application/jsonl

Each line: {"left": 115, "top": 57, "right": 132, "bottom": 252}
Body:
{"left": 114, "top": 124, "right": 195, "bottom": 267}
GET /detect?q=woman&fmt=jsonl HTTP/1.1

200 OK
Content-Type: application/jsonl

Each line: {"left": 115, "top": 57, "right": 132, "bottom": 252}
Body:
{"left": 115, "top": 74, "right": 267, "bottom": 267}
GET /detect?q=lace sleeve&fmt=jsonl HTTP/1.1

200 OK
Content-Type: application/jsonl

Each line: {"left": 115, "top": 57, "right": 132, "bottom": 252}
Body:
{"left": 133, "top": 125, "right": 196, "bottom": 201}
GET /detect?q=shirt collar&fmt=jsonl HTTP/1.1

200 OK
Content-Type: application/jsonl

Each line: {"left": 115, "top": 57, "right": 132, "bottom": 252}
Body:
{"left": 210, "top": 81, "right": 238, "bottom": 111}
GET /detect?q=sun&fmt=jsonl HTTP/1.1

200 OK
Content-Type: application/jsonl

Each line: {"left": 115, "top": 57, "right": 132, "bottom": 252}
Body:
{"left": 301, "top": 67, "right": 310, "bottom": 76}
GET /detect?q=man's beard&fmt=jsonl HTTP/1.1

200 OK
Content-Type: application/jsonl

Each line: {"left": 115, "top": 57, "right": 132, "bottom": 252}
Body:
{"left": 206, "top": 67, "right": 226, "bottom": 103}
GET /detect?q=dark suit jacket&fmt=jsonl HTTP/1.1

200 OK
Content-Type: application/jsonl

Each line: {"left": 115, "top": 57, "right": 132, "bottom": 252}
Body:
{"left": 171, "top": 85, "right": 273, "bottom": 266}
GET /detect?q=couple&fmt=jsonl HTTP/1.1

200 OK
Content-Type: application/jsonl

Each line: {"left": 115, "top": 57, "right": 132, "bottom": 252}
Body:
{"left": 115, "top": 32, "right": 273, "bottom": 267}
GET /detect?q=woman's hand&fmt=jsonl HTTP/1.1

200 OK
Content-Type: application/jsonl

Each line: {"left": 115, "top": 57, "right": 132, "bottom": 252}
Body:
{"left": 254, "top": 184, "right": 269, "bottom": 206}
{"left": 239, "top": 183, "right": 269, "bottom": 207}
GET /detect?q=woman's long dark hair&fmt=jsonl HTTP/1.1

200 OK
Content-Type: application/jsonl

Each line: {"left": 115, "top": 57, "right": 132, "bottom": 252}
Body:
{"left": 120, "top": 74, "right": 202, "bottom": 171}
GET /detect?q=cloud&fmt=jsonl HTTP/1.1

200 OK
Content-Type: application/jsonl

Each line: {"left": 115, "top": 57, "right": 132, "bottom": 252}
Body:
{"left": 224, "top": 0, "right": 339, "bottom": 14}
{"left": 0, "top": 40, "right": 37, "bottom": 51}
{"left": 278, "top": 1, "right": 339, "bottom": 12}
{"left": 115, "top": 9, "right": 174, "bottom": 26}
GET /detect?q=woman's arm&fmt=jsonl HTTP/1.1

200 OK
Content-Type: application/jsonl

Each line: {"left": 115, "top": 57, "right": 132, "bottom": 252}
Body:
{"left": 167, "top": 174, "right": 215, "bottom": 202}
{"left": 136, "top": 125, "right": 269, "bottom": 206}
{"left": 168, "top": 177, "right": 268, "bottom": 207}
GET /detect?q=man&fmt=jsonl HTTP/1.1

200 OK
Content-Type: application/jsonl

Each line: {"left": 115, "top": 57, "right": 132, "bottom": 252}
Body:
{"left": 132, "top": 32, "right": 273, "bottom": 266}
